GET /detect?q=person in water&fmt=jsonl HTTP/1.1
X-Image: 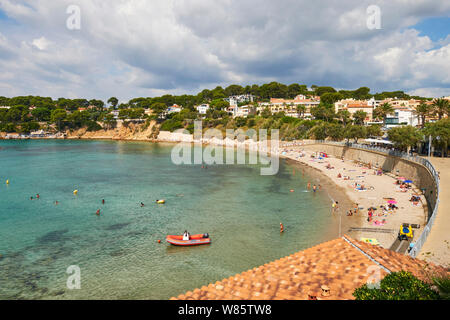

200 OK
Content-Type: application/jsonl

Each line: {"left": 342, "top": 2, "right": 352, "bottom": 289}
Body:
{"left": 140, "top": 202, "right": 145, "bottom": 207}
{"left": 102, "top": 199, "right": 105, "bottom": 204}
{"left": 307, "top": 182, "right": 311, "bottom": 189}
{"left": 312, "top": 185, "right": 317, "bottom": 192}
{"left": 36, "top": 194, "right": 40, "bottom": 199}
{"left": 280, "top": 222, "right": 284, "bottom": 233}
{"left": 96, "top": 209, "right": 100, "bottom": 216}
{"left": 55, "top": 201, "right": 59, "bottom": 205}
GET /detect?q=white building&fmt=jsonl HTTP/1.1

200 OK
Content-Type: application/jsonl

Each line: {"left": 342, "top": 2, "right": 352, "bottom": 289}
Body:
{"left": 367, "top": 97, "right": 382, "bottom": 108}
{"left": 167, "top": 104, "right": 182, "bottom": 114}
{"left": 225, "top": 94, "right": 256, "bottom": 107}
{"left": 229, "top": 105, "right": 256, "bottom": 118}
{"left": 385, "top": 108, "right": 419, "bottom": 128}
{"left": 196, "top": 104, "right": 210, "bottom": 114}
{"left": 30, "top": 130, "right": 46, "bottom": 138}
{"left": 111, "top": 110, "right": 120, "bottom": 119}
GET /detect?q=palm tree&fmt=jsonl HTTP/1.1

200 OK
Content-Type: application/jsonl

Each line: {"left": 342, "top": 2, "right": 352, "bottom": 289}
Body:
{"left": 337, "top": 109, "right": 351, "bottom": 126}
{"left": 414, "top": 103, "right": 432, "bottom": 128}
{"left": 432, "top": 98, "right": 449, "bottom": 120}
{"left": 352, "top": 110, "right": 367, "bottom": 125}
{"left": 373, "top": 102, "right": 394, "bottom": 126}
{"left": 296, "top": 105, "right": 306, "bottom": 119}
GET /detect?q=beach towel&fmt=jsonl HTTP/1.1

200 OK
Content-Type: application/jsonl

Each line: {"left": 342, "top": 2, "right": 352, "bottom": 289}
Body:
{"left": 360, "top": 238, "right": 380, "bottom": 245}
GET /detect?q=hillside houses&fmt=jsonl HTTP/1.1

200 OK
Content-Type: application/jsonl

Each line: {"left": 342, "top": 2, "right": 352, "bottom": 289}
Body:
{"left": 258, "top": 95, "right": 320, "bottom": 118}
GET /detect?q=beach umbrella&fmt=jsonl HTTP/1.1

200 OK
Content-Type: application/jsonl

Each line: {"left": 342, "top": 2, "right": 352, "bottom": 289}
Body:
{"left": 404, "top": 180, "right": 413, "bottom": 183}
{"left": 398, "top": 177, "right": 406, "bottom": 180}
{"left": 387, "top": 200, "right": 397, "bottom": 204}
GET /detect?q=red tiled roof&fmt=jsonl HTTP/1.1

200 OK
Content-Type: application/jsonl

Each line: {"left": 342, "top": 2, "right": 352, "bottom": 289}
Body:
{"left": 171, "top": 236, "right": 448, "bottom": 300}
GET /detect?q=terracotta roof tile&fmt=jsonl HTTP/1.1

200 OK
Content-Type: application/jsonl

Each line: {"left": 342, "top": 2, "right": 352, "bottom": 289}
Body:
{"left": 172, "top": 236, "right": 448, "bottom": 300}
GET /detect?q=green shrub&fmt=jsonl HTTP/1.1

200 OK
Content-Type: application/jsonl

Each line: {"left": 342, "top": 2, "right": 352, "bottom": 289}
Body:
{"left": 160, "top": 119, "right": 183, "bottom": 132}
{"left": 86, "top": 121, "right": 102, "bottom": 132}
{"left": 432, "top": 275, "right": 450, "bottom": 300}
{"left": 353, "top": 271, "right": 440, "bottom": 300}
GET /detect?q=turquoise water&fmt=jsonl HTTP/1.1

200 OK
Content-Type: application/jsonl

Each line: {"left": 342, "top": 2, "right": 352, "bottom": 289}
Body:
{"left": 0, "top": 140, "right": 335, "bottom": 299}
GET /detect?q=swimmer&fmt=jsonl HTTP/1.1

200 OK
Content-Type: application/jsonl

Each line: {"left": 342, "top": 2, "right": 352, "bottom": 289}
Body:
{"left": 140, "top": 202, "right": 145, "bottom": 207}
{"left": 280, "top": 222, "right": 284, "bottom": 233}
{"left": 55, "top": 201, "right": 59, "bottom": 205}
{"left": 102, "top": 199, "right": 105, "bottom": 204}
{"left": 96, "top": 209, "right": 100, "bottom": 216}
{"left": 312, "top": 185, "right": 316, "bottom": 192}
{"left": 307, "top": 182, "right": 311, "bottom": 189}
{"left": 36, "top": 194, "right": 40, "bottom": 199}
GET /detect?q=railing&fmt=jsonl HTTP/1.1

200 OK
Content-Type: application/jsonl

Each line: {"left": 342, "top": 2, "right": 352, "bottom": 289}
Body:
{"left": 294, "top": 140, "right": 440, "bottom": 258}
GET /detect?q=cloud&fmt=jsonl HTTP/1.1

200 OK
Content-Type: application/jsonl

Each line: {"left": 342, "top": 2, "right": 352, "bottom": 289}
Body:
{"left": 0, "top": 0, "right": 448, "bottom": 101}
{"left": 31, "top": 36, "right": 51, "bottom": 50}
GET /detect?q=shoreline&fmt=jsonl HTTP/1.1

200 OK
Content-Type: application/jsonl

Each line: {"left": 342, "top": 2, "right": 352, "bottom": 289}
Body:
{"left": 280, "top": 145, "right": 428, "bottom": 250}
{"left": 1, "top": 133, "right": 429, "bottom": 253}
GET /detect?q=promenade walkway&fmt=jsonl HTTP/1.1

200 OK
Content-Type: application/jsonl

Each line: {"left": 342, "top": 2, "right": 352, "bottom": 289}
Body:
{"left": 419, "top": 157, "right": 450, "bottom": 267}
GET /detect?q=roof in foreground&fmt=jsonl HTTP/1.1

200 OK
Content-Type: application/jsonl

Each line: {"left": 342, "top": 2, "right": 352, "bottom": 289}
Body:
{"left": 171, "top": 235, "right": 448, "bottom": 300}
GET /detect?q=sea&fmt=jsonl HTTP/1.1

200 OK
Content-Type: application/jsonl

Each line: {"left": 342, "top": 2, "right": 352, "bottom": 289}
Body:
{"left": 0, "top": 139, "right": 336, "bottom": 299}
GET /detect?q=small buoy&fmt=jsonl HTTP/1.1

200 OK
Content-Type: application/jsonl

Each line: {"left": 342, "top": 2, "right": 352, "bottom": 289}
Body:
{"left": 6, "top": 179, "right": 9, "bottom": 185}
{"left": 73, "top": 190, "right": 78, "bottom": 195}
{"left": 157, "top": 240, "right": 161, "bottom": 243}
{"left": 290, "top": 189, "right": 294, "bottom": 192}
{"left": 156, "top": 199, "right": 165, "bottom": 204}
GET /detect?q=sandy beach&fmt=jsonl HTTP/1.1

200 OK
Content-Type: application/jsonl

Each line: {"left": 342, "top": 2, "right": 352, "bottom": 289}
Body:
{"left": 419, "top": 157, "right": 450, "bottom": 267}
{"left": 278, "top": 144, "right": 428, "bottom": 250}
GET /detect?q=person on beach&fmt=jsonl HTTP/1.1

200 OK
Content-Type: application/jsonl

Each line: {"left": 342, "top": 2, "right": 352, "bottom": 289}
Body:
{"left": 347, "top": 210, "right": 353, "bottom": 216}
{"left": 354, "top": 203, "right": 359, "bottom": 214}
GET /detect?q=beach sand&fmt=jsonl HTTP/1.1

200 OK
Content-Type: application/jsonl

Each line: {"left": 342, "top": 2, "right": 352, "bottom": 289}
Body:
{"left": 419, "top": 157, "right": 450, "bottom": 267}
{"left": 279, "top": 145, "right": 428, "bottom": 250}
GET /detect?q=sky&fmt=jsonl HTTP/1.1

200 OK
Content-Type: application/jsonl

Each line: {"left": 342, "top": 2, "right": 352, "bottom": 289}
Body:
{"left": 0, "top": 0, "right": 449, "bottom": 102}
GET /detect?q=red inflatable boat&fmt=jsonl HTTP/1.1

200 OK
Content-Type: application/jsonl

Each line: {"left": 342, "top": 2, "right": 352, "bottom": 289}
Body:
{"left": 166, "top": 234, "right": 211, "bottom": 246}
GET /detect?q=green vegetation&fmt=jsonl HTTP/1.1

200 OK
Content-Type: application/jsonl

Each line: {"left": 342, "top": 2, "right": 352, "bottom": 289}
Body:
{"left": 431, "top": 274, "right": 450, "bottom": 300}
{"left": 423, "top": 119, "right": 450, "bottom": 157}
{"left": 0, "top": 85, "right": 447, "bottom": 157}
{"left": 387, "top": 126, "right": 423, "bottom": 152}
{"left": 353, "top": 271, "right": 440, "bottom": 300}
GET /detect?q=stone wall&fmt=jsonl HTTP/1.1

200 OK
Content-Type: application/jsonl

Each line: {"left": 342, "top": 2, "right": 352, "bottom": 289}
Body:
{"left": 302, "top": 143, "right": 438, "bottom": 219}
